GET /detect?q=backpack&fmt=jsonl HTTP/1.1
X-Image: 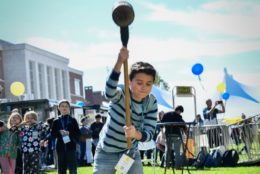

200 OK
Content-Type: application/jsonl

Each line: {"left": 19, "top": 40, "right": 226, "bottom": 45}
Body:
{"left": 193, "top": 149, "right": 209, "bottom": 169}
{"left": 222, "top": 149, "right": 239, "bottom": 167}
{"left": 204, "top": 149, "right": 222, "bottom": 167}
{"left": 211, "top": 149, "right": 223, "bottom": 166}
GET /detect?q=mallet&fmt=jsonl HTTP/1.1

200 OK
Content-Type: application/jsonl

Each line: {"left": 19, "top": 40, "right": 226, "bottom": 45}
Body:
{"left": 112, "top": 1, "right": 134, "bottom": 149}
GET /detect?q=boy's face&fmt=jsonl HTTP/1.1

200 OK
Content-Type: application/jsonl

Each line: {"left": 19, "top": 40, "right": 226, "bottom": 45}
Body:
{"left": 95, "top": 117, "right": 101, "bottom": 122}
{"left": 58, "top": 102, "right": 70, "bottom": 115}
{"left": 129, "top": 73, "right": 153, "bottom": 101}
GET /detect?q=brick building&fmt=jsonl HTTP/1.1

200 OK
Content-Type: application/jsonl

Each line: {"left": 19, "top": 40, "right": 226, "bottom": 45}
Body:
{"left": 0, "top": 39, "right": 85, "bottom": 104}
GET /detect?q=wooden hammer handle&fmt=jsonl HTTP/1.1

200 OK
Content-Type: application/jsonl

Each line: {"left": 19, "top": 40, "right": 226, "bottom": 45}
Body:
{"left": 124, "top": 60, "right": 132, "bottom": 149}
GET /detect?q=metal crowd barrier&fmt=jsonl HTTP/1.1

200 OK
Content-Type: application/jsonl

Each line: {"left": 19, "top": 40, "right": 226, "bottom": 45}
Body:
{"left": 157, "top": 122, "right": 194, "bottom": 174}
{"left": 156, "top": 115, "right": 260, "bottom": 169}
{"left": 189, "top": 115, "right": 260, "bottom": 165}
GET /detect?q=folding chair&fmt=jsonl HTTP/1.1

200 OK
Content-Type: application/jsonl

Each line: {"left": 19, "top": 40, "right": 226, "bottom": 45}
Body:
{"left": 138, "top": 140, "right": 157, "bottom": 174}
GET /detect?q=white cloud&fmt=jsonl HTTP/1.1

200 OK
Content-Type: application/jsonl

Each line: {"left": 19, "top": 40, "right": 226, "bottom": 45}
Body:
{"left": 26, "top": 37, "right": 79, "bottom": 59}
{"left": 230, "top": 72, "right": 260, "bottom": 86}
{"left": 24, "top": 1, "right": 260, "bottom": 72}
{"left": 86, "top": 27, "right": 119, "bottom": 39}
{"left": 26, "top": 35, "right": 260, "bottom": 71}
{"left": 142, "top": 0, "right": 260, "bottom": 38}
{"left": 201, "top": 0, "right": 260, "bottom": 13}
{"left": 129, "top": 37, "right": 260, "bottom": 63}
{"left": 26, "top": 37, "right": 120, "bottom": 70}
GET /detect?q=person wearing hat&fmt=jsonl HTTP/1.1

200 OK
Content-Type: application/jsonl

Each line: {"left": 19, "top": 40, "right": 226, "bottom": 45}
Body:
{"left": 51, "top": 99, "right": 81, "bottom": 174}
{"left": 90, "top": 114, "right": 104, "bottom": 157}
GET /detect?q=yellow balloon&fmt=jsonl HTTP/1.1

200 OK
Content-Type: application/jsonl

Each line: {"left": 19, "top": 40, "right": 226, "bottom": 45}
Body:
{"left": 10, "top": 82, "right": 25, "bottom": 96}
{"left": 216, "top": 82, "right": 226, "bottom": 93}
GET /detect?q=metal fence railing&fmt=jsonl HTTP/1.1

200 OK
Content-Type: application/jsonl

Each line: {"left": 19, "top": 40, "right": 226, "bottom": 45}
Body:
{"left": 188, "top": 115, "right": 260, "bottom": 165}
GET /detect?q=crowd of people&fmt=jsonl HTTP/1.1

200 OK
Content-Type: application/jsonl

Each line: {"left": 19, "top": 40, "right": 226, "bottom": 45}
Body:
{"left": 0, "top": 88, "right": 256, "bottom": 174}
{"left": 0, "top": 101, "right": 105, "bottom": 174}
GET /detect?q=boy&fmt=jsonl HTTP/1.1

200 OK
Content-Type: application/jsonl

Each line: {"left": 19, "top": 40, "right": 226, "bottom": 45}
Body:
{"left": 51, "top": 100, "right": 81, "bottom": 174}
{"left": 93, "top": 47, "right": 158, "bottom": 174}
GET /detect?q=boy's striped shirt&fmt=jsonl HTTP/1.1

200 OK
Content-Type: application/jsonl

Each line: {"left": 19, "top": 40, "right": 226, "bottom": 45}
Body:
{"left": 98, "top": 70, "right": 158, "bottom": 152}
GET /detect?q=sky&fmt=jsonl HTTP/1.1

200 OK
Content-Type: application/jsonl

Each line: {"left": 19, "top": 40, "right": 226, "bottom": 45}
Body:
{"left": 1, "top": 0, "right": 260, "bottom": 121}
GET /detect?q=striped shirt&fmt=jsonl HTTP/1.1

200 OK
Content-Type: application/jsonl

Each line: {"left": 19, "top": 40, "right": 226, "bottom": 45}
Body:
{"left": 98, "top": 70, "right": 158, "bottom": 153}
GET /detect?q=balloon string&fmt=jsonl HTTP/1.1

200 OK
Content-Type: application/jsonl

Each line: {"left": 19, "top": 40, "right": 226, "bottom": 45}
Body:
{"left": 198, "top": 75, "right": 205, "bottom": 91}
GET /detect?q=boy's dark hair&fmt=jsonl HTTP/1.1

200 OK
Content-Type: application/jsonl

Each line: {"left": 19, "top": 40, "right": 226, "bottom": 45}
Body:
{"left": 175, "top": 105, "right": 184, "bottom": 113}
{"left": 95, "top": 114, "right": 101, "bottom": 119}
{"left": 58, "top": 99, "right": 71, "bottom": 108}
{"left": 129, "top": 61, "right": 156, "bottom": 81}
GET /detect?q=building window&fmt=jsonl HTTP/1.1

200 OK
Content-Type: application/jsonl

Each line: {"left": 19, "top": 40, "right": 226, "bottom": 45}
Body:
{"left": 38, "top": 63, "right": 45, "bottom": 98}
{"left": 29, "top": 61, "right": 36, "bottom": 97}
{"left": 62, "top": 70, "right": 68, "bottom": 99}
{"left": 74, "top": 79, "right": 81, "bottom": 96}
{"left": 54, "top": 68, "right": 60, "bottom": 99}
{"left": 47, "top": 66, "right": 53, "bottom": 98}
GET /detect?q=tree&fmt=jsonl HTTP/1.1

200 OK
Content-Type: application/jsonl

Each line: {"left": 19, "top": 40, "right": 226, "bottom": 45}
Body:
{"left": 154, "top": 74, "right": 170, "bottom": 91}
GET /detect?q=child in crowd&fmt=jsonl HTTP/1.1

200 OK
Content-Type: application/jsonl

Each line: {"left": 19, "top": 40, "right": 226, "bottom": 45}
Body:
{"left": 18, "top": 111, "right": 48, "bottom": 174}
{"left": 51, "top": 99, "right": 81, "bottom": 174}
{"left": 0, "top": 112, "right": 22, "bottom": 174}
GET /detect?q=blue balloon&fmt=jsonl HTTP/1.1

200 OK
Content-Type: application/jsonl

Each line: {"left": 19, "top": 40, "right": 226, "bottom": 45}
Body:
{"left": 192, "top": 63, "right": 204, "bottom": 75}
{"left": 222, "top": 92, "right": 230, "bottom": 100}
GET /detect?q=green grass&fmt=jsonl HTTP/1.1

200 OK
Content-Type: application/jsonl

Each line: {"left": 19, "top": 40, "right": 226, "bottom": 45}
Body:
{"left": 43, "top": 166, "right": 260, "bottom": 174}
